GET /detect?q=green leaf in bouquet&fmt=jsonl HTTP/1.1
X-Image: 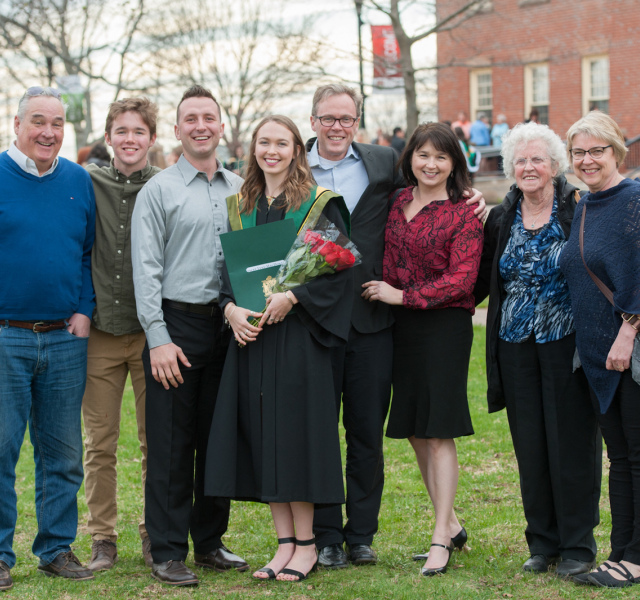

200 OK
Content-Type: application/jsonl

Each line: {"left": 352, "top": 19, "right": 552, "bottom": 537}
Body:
{"left": 286, "top": 246, "right": 307, "bottom": 266}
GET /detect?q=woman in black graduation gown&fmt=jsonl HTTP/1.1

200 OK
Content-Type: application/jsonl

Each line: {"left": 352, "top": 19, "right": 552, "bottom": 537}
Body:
{"left": 205, "top": 115, "right": 353, "bottom": 582}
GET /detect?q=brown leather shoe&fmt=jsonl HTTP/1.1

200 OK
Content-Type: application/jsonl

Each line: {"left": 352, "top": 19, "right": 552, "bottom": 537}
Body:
{"left": 0, "top": 561, "right": 12, "bottom": 591}
{"left": 88, "top": 540, "right": 118, "bottom": 572}
{"left": 194, "top": 546, "right": 249, "bottom": 572}
{"left": 37, "top": 551, "right": 94, "bottom": 580}
{"left": 151, "top": 560, "right": 198, "bottom": 586}
{"left": 141, "top": 536, "right": 153, "bottom": 568}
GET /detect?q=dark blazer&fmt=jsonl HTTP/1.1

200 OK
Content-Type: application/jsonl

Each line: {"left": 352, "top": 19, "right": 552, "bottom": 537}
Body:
{"left": 306, "top": 139, "right": 405, "bottom": 334}
{"left": 473, "top": 175, "right": 580, "bottom": 413}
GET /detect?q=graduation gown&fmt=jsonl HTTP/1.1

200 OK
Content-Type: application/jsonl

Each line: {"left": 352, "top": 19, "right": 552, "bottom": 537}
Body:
{"left": 205, "top": 189, "right": 353, "bottom": 504}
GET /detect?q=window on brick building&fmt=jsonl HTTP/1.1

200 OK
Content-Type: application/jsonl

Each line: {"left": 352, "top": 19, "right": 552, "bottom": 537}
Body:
{"left": 525, "top": 63, "right": 549, "bottom": 125}
{"left": 582, "top": 55, "right": 609, "bottom": 114}
{"left": 470, "top": 69, "right": 492, "bottom": 122}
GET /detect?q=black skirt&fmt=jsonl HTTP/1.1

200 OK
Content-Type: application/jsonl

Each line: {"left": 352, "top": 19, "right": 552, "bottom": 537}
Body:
{"left": 387, "top": 307, "right": 474, "bottom": 439}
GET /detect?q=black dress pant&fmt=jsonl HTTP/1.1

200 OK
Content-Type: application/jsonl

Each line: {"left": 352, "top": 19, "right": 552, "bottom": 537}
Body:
{"left": 143, "top": 304, "right": 231, "bottom": 562}
{"left": 314, "top": 326, "right": 393, "bottom": 548}
{"left": 591, "top": 371, "right": 640, "bottom": 565}
{"left": 498, "top": 334, "right": 601, "bottom": 561}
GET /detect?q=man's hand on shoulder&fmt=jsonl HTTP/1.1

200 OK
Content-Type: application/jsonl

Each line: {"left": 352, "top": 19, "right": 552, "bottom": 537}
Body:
{"left": 464, "top": 187, "right": 487, "bottom": 222}
{"left": 66, "top": 313, "right": 91, "bottom": 338}
{"left": 150, "top": 343, "right": 192, "bottom": 390}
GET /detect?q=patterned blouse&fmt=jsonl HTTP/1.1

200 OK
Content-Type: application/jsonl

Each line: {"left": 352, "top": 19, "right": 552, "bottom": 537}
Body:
{"left": 383, "top": 186, "right": 483, "bottom": 313}
{"left": 498, "top": 196, "right": 574, "bottom": 343}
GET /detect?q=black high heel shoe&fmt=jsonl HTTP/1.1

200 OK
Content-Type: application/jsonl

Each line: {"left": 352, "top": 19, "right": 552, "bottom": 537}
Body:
{"left": 413, "top": 527, "right": 467, "bottom": 561}
{"left": 253, "top": 537, "right": 296, "bottom": 580}
{"left": 421, "top": 543, "right": 454, "bottom": 577}
{"left": 279, "top": 538, "right": 318, "bottom": 582}
{"left": 451, "top": 527, "right": 468, "bottom": 551}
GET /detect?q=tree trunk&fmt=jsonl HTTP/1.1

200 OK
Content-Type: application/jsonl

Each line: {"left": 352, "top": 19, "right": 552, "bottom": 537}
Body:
{"left": 389, "top": 0, "right": 419, "bottom": 135}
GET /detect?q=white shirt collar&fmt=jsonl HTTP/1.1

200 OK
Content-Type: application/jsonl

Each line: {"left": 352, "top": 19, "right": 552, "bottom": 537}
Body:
{"left": 8, "top": 141, "right": 59, "bottom": 177}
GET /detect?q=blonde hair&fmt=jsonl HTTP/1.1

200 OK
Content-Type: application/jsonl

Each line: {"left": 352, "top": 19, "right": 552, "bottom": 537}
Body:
{"left": 566, "top": 110, "right": 627, "bottom": 166}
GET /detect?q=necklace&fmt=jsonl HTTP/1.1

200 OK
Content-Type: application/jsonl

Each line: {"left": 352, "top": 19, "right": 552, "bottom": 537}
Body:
{"left": 523, "top": 194, "right": 553, "bottom": 229}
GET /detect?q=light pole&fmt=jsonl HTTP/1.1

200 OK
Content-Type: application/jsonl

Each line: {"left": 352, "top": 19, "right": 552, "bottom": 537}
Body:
{"left": 354, "top": 0, "right": 366, "bottom": 130}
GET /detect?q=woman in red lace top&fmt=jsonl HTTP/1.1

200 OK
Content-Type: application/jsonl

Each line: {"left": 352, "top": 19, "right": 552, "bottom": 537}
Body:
{"left": 363, "top": 122, "right": 483, "bottom": 577}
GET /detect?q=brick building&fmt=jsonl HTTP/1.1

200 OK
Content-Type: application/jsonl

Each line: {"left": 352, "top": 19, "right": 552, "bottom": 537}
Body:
{"left": 436, "top": 0, "right": 640, "bottom": 141}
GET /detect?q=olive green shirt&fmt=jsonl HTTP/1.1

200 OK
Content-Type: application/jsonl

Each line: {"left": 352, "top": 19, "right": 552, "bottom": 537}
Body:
{"left": 88, "top": 161, "right": 161, "bottom": 335}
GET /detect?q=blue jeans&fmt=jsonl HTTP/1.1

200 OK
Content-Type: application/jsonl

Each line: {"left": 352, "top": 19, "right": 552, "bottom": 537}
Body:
{"left": 0, "top": 322, "right": 88, "bottom": 568}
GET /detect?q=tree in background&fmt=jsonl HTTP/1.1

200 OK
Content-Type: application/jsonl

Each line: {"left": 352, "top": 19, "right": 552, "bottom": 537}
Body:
{"left": 366, "top": 0, "right": 490, "bottom": 134}
{"left": 0, "top": 0, "right": 147, "bottom": 149}
{"left": 143, "top": 0, "right": 332, "bottom": 157}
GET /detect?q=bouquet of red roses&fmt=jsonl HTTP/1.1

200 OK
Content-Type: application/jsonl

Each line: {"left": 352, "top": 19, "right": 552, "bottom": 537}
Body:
{"left": 250, "top": 215, "right": 361, "bottom": 325}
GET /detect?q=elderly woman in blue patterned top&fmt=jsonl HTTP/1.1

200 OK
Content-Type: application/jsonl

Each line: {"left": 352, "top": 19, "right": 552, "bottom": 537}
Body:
{"left": 474, "top": 122, "right": 601, "bottom": 579}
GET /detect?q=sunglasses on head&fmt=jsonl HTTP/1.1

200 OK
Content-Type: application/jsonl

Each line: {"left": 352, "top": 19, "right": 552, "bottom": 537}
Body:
{"left": 24, "top": 86, "right": 62, "bottom": 100}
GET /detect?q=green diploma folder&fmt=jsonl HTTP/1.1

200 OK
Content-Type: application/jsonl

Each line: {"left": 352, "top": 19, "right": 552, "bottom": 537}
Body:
{"left": 220, "top": 219, "right": 297, "bottom": 312}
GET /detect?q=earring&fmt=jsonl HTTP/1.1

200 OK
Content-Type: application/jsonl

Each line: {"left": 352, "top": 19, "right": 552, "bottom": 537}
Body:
{"left": 449, "top": 170, "right": 454, "bottom": 178}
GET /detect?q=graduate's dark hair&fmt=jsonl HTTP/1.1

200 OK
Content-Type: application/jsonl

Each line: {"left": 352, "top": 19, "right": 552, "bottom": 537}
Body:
{"left": 399, "top": 122, "right": 471, "bottom": 202}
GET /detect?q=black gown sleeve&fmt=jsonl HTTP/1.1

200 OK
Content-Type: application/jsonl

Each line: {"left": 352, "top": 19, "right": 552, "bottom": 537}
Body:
{"left": 291, "top": 198, "right": 354, "bottom": 347}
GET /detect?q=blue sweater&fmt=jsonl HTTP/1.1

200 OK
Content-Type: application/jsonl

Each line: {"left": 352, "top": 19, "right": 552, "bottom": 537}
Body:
{"left": 0, "top": 152, "right": 96, "bottom": 320}
{"left": 559, "top": 178, "right": 640, "bottom": 413}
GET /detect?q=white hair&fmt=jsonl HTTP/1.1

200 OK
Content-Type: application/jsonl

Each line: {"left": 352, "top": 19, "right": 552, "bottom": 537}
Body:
{"left": 501, "top": 121, "right": 568, "bottom": 179}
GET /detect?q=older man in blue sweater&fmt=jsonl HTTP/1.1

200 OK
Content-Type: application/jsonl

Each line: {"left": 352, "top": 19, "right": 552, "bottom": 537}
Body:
{"left": 0, "top": 87, "right": 96, "bottom": 592}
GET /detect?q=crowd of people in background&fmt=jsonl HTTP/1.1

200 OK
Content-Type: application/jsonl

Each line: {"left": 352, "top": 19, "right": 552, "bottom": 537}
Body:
{"left": 1, "top": 81, "right": 639, "bottom": 594}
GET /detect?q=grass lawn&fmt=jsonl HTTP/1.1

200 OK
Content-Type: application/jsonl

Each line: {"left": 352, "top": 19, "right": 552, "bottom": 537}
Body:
{"left": 10, "top": 326, "right": 627, "bottom": 599}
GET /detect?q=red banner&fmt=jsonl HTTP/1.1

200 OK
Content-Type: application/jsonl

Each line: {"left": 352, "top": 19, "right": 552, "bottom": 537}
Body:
{"left": 371, "top": 25, "right": 402, "bottom": 93}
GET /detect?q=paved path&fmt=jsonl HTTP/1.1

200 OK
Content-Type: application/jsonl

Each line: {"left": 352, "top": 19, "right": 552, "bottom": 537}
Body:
{"left": 472, "top": 307, "right": 487, "bottom": 327}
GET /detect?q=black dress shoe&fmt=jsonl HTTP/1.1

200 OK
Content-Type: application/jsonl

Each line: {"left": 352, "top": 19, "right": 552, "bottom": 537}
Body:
{"left": 556, "top": 558, "right": 595, "bottom": 579}
{"left": 522, "top": 554, "right": 558, "bottom": 573}
{"left": 317, "top": 544, "right": 348, "bottom": 569}
{"left": 37, "top": 551, "right": 94, "bottom": 580}
{"left": 0, "top": 561, "right": 12, "bottom": 591}
{"left": 194, "top": 546, "right": 249, "bottom": 572}
{"left": 151, "top": 560, "right": 198, "bottom": 586}
{"left": 346, "top": 544, "right": 378, "bottom": 565}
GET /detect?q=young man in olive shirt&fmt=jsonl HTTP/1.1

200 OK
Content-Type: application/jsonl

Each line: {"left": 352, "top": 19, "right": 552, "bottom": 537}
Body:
{"left": 83, "top": 98, "right": 161, "bottom": 571}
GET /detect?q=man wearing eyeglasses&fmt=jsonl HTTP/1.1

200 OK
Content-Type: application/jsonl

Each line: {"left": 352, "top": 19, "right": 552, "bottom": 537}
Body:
{"left": 0, "top": 86, "right": 96, "bottom": 590}
{"left": 307, "top": 84, "right": 486, "bottom": 569}
{"left": 306, "top": 84, "right": 400, "bottom": 569}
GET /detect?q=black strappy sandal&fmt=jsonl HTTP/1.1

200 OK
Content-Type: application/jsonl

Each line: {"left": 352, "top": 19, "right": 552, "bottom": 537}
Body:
{"left": 279, "top": 538, "right": 318, "bottom": 582}
{"left": 252, "top": 537, "right": 296, "bottom": 580}
{"left": 588, "top": 563, "right": 638, "bottom": 588}
{"left": 421, "top": 542, "right": 454, "bottom": 577}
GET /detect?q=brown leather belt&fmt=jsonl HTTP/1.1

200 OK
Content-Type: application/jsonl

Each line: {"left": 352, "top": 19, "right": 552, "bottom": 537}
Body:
{"left": 4, "top": 320, "right": 67, "bottom": 333}
{"left": 163, "top": 300, "right": 220, "bottom": 317}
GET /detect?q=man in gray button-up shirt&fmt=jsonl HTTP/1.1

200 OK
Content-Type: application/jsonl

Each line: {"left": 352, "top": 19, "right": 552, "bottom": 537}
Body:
{"left": 131, "top": 85, "right": 246, "bottom": 587}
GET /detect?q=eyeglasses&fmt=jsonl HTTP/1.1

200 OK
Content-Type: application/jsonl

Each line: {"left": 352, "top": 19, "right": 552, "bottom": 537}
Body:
{"left": 569, "top": 145, "right": 612, "bottom": 159}
{"left": 314, "top": 115, "right": 357, "bottom": 128}
{"left": 23, "top": 86, "right": 62, "bottom": 100}
{"left": 513, "top": 156, "right": 548, "bottom": 168}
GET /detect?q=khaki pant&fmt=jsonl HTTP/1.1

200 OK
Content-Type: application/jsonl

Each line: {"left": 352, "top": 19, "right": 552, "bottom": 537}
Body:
{"left": 82, "top": 325, "right": 147, "bottom": 542}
